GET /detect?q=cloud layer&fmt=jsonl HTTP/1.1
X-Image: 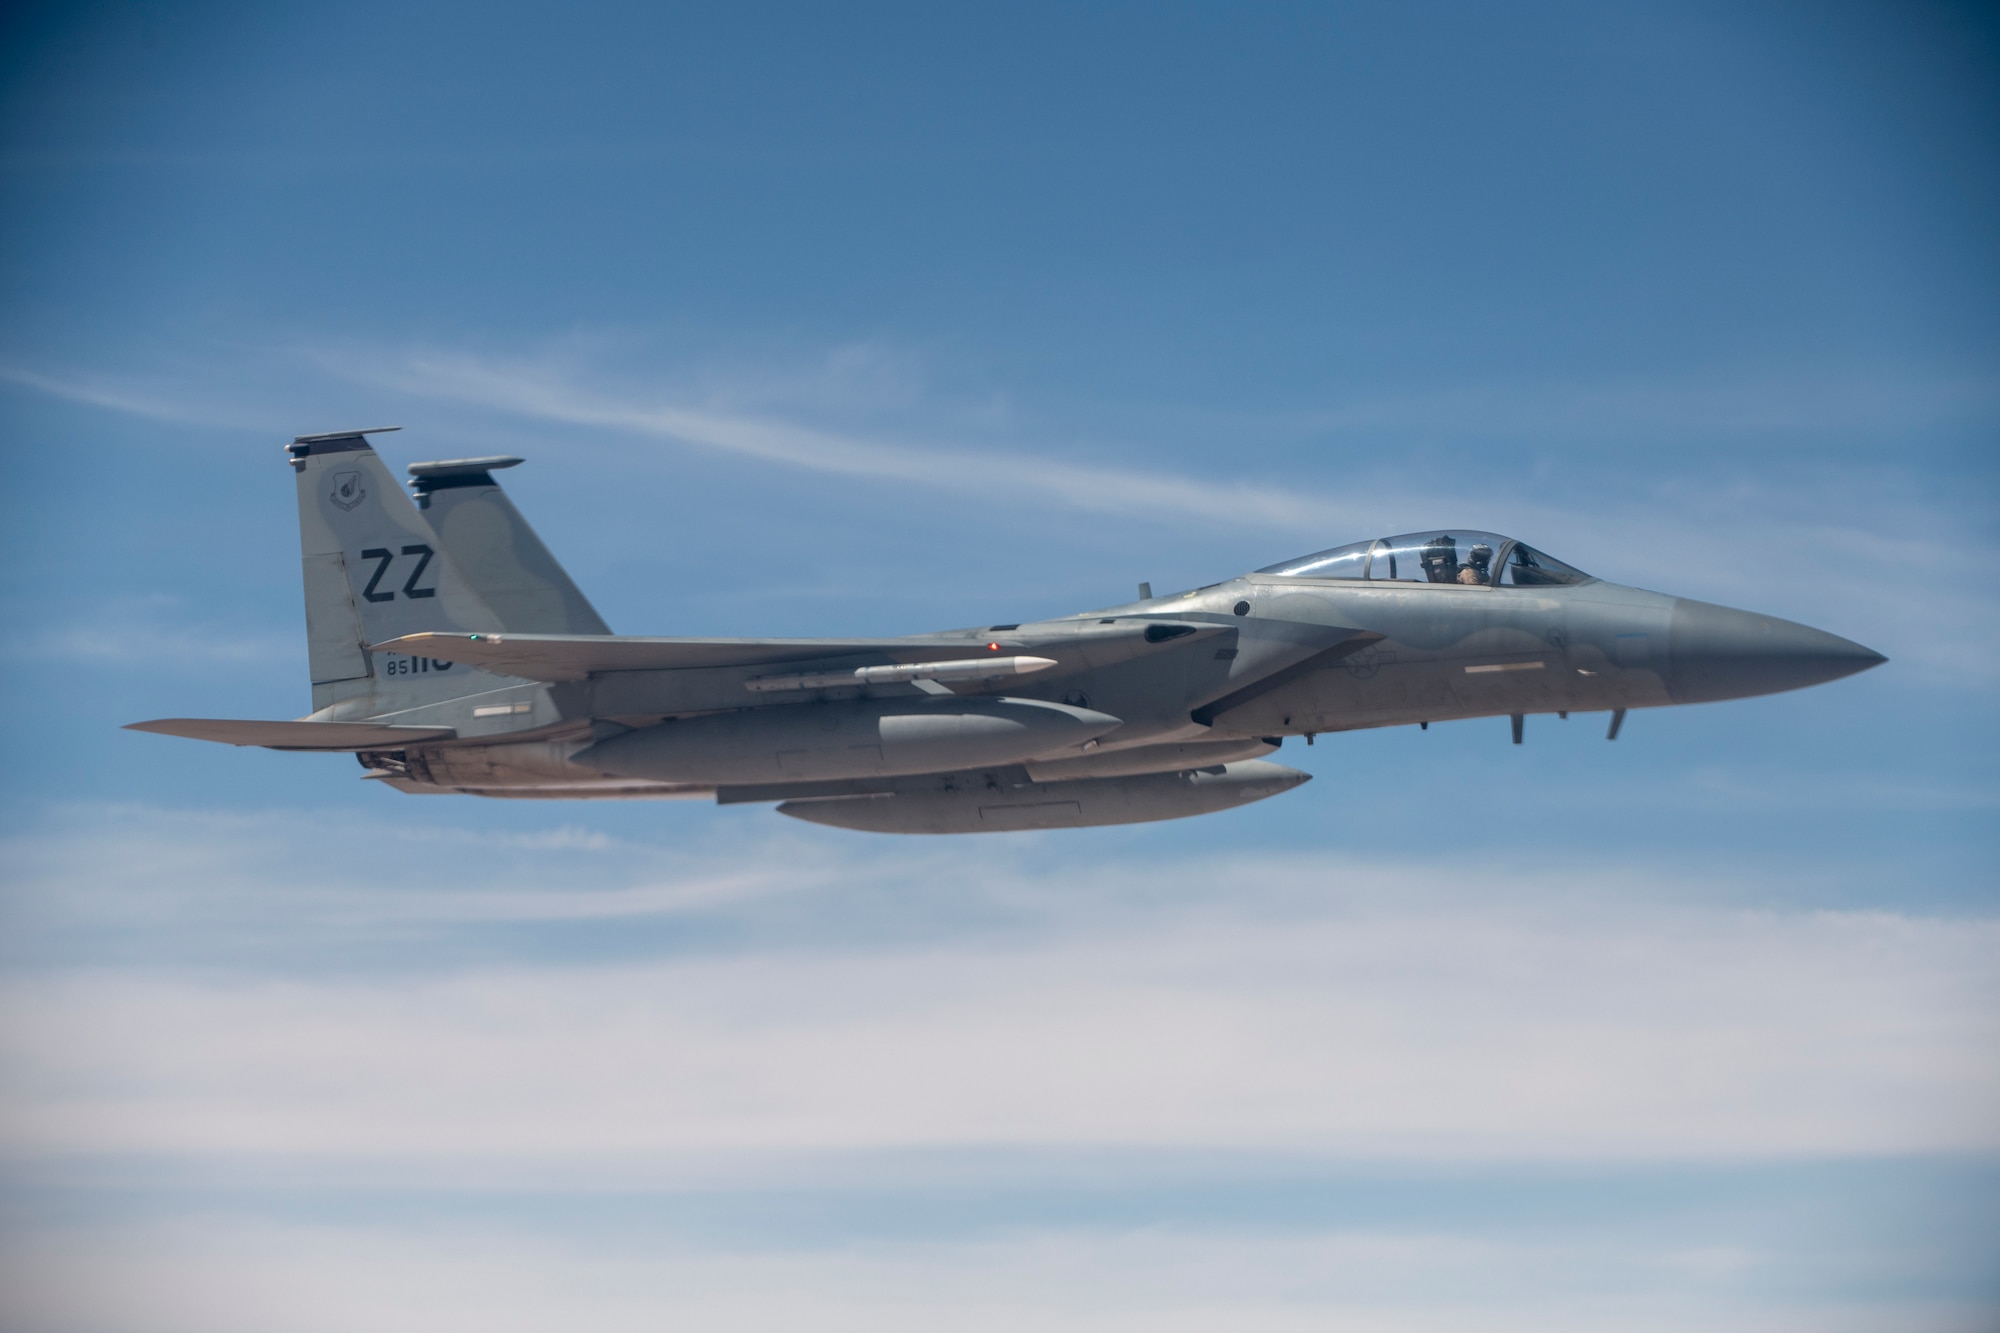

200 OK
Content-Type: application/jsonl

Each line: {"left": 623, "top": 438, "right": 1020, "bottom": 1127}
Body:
{"left": 4, "top": 814, "right": 1994, "bottom": 1176}
{"left": 4, "top": 809, "right": 1994, "bottom": 1332}
{"left": 7, "top": 1211, "right": 1980, "bottom": 1333}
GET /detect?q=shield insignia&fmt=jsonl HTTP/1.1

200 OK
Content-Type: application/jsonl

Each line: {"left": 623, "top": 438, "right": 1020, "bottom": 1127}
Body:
{"left": 329, "top": 471, "right": 366, "bottom": 511}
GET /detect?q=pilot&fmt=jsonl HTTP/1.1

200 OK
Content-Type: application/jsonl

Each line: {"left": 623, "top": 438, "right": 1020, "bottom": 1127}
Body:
{"left": 1457, "top": 543, "right": 1494, "bottom": 585}
{"left": 1421, "top": 536, "right": 1460, "bottom": 584}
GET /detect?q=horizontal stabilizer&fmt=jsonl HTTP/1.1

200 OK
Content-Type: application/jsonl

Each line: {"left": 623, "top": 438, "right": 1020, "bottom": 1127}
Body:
{"left": 126, "top": 718, "right": 455, "bottom": 750}
{"left": 370, "top": 632, "right": 1007, "bottom": 681}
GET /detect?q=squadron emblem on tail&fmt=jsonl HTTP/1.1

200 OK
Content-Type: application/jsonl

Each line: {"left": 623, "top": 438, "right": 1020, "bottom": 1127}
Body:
{"left": 328, "top": 471, "right": 366, "bottom": 511}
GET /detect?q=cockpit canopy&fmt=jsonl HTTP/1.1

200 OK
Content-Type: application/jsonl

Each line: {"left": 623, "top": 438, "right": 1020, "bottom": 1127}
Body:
{"left": 1258, "top": 531, "right": 1590, "bottom": 587}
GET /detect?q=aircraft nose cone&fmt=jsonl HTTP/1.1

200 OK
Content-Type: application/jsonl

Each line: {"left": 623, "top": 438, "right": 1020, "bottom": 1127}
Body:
{"left": 1668, "top": 598, "right": 1886, "bottom": 704}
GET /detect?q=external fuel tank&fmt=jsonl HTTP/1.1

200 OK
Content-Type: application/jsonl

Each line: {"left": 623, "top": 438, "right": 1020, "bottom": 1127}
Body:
{"left": 776, "top": 759, "right": 1311, "bottom": 834}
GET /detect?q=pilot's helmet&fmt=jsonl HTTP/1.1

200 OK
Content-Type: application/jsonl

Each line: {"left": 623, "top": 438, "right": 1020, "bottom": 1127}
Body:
{"left": 1467, "top": 543, "right": 1494, "bottom": 574}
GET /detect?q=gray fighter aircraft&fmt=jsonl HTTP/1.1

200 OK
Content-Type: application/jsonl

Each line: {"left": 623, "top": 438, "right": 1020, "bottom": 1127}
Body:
{"left": 129, "top": 428, "right": 1885, "bottom": 833}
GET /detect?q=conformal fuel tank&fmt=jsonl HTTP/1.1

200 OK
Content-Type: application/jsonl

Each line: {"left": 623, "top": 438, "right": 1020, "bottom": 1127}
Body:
{"left": 777, "top": 759, "right": 1311, "bottom": 834}
{"left": 575, "top": 696, "right": 1120, "bottom": 786}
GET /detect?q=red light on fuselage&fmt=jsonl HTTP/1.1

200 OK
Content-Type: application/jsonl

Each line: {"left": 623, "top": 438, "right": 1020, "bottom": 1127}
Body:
{"left": 987, "top": 642, "right": 1000, "bottom": 651}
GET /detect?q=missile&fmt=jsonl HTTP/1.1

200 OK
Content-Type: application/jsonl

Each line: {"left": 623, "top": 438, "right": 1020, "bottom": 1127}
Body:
{"left": 744, "top": 655, "right": 1058, "bottom": 692}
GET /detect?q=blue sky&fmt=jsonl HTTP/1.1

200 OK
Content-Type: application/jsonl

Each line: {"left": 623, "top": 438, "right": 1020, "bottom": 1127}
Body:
{"left": 1, "top": 2, "right": 1996, "bottom": 1328}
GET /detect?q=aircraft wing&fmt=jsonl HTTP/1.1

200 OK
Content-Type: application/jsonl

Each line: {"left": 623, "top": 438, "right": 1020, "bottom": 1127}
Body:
{"left": 126, "top": 718, "right": 456, "bottom": 749}
{"left": 370, "top": 632, "right": 1040, "bottom": 681}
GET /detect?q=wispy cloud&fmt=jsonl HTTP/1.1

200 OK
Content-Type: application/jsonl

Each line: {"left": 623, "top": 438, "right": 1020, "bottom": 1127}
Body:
{"left": 3, "top": 624, "right": 295, "bottom": 668}
{"left": 0, "top": 597, "right": 295, "bottom": 668}
{"left": 317, "top": 345, "right": 1353, "bottom": 531}
{"left": 0, "top": 363, "right": 252, "bottom": 429}
{"left": 0, "top": 341, "right": 1366, "bottom": 530}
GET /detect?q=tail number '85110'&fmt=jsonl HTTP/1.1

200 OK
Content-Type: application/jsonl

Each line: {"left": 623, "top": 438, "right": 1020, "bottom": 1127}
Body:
{"left": 382, "top": 655, "right": 453, "bottom": 675}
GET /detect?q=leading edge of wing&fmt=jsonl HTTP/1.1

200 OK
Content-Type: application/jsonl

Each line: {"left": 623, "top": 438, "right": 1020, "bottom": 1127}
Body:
{"left": 369, "top": 632, "right": 1003, "bottom": 681}
{"left": 126, "top": 718, "right": 457, "bottom": 749}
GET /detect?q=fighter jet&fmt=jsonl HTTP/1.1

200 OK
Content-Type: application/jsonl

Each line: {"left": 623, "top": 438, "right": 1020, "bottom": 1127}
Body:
{"left": 128, "top": 428, "right": 1886, "bottom": 833}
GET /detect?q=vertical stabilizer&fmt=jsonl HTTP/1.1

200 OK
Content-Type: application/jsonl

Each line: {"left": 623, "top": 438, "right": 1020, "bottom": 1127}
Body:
{"left": 408, "top": 457, "right": 612, "bottom": 635}
{"left": 290, "top": 429, "right": 508, "bottom": 712}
